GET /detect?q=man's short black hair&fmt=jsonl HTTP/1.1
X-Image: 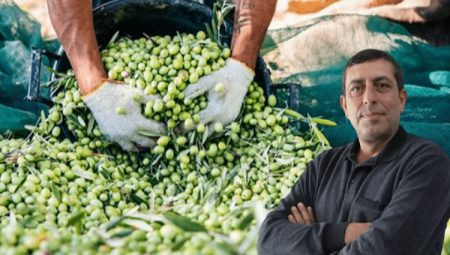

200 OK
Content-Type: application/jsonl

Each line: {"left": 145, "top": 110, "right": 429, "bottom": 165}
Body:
{"left": 341, "top": 49, "right": 404, "bottom": 96}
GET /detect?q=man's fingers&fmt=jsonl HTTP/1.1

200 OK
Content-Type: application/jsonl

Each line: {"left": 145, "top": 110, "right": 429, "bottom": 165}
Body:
{"left": 288, "top": 214, "right": 296, "bottom": 223}
{"left": 133, "top": 135, "right": 156, "bottom": 148}
{"left": 297, "top": 203, "right": 313, "bottom": 225}
{"left": 198, "top": 106, "right": 219, "bottom": 125}
{"left": 291, "top": 206, "right": 305, "bottom": 224}
{"left": 307, "top": 206, "right": 316, "bottom": 223}
{"left": 184, "top": 75, "right": 216, "bottom": 100}
{"left": 139, "top": 119, "right": 167, "bottom": 136}
{"left": 116, "top": 140, "right": 138, "bottom": 152}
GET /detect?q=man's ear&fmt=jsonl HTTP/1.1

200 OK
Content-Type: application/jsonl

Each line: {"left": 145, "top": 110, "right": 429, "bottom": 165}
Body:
{"left": 399, "top": 89, "right": 407, "bottom": 113}
{"left": 340, "top": 95, "right": 348, "bottom": 118}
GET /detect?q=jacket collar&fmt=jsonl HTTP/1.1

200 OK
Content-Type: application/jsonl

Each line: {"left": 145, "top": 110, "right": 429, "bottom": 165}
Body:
{"left": 347, "top": 126, "right": 407, "bottom": 165}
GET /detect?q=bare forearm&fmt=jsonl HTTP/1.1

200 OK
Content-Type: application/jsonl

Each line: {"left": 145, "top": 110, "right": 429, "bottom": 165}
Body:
{"left": 47, "top": 0, "right": 106, "bottom": 95}
{"left": 231, "top": 0, "right": 276, "bottom": 70}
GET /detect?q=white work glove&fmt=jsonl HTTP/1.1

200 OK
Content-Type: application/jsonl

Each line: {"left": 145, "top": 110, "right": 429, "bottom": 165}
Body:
{"left": 184, "top": 58, "right": 254, "bottom": 126}
{"left": 83, "top": 81, "right": 166, "bottom": 151}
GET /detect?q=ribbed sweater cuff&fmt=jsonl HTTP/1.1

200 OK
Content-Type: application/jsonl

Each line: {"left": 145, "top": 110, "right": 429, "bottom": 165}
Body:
{"left": 323, "top": 222, "right": 349, "bottom": 252}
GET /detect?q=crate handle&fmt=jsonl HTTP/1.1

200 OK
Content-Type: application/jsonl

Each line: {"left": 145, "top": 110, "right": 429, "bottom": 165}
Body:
{"left": 26, "top": 48, "right": 61, "bottom": 105}
{"left": 270, "top": 83, "right": 301, "bottom": 110}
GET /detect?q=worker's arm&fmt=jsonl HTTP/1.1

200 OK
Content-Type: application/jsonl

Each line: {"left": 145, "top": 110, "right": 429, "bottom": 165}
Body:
{"left": 47, "top": 0, "right": 105, "bottom": 95}
{"left": 288, "top": 202, "right": 371, "bottom": 247}
{"left": 257, "top": 152, "right": 349, "bottom": 255}
{"left": 231, "top": 0, "right": 277, "bottom": 70}
{"left": 183, "top": 0, "right": 277, "bottom": 127}
{"left": 47, "top": 0, "right": 166, "bottom": 151}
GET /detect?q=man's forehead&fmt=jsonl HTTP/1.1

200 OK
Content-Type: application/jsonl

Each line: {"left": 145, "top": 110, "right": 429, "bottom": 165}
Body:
{"left": 346, "top": 59, "right": 396, "bottom": 81}
{"left": 348, "top": 75, "right": 394, "bottom": 83}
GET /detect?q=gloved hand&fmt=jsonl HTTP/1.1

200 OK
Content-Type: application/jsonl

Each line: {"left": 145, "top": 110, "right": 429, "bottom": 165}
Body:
{"left": 83, "top": 81, "right": 166, "bottom": 151}
{"left": 184, "top": 58, "right": 254, "bottom": 127}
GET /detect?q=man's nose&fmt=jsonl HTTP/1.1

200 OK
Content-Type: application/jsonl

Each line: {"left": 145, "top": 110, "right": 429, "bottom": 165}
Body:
{"left": 363, "top": 82, "right": 378, "bottom": 105}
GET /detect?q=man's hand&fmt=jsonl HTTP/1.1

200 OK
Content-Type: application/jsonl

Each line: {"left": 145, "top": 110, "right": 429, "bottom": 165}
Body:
{"left": 288, "top": 202, "right": 316, "bottom": 225}
{"left": 344, "top": 222, "right": 371, "bottom": 244}
{"left": 183, "top": 58, "right": 254, "bottom": 127}
{"left": 182, "top": 0, "right": 276, "bottom": 128}
{"left": 83, "top": 81, "right": 166, "bottom": 151}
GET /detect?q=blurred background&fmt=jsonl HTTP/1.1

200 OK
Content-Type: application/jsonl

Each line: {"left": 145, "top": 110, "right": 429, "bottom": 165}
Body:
{"left": 12, "top": 0, "right": 55, "bottom": 39}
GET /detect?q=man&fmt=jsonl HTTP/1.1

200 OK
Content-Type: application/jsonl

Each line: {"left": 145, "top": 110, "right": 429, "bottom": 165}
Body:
{"left": 257, "top": 49, "right": 450, "bottom": 255}
{"left": 47, "top": 0, "right": 276, "bottom": 151}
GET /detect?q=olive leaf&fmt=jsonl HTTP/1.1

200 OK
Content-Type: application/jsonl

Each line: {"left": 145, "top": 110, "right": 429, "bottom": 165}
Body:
{"left": 163, "top": 212, "right": 207, "bottom": 232}
{"left": 123, "top": 218, "right": 153, "bottom": 232}
{"left": 12, "top": 176, "right": 26, "bottom": 193}
{"left": 237, "top": 212, "right": 254, "bottom": 230}
{"left": 130, "top": 193, "right": 148, "bottom": 207}
{"left": 110, "top": 228, "right": 133, "bottom": 239}
{"left": 171, "top": 236, "right": 190, "bottom": 251}
{"left": 202, "top": 127, "right": 209, "bottom": 145}
{"left": 105, "top": 216, "right": 127, "bottom": 231}
{"left": 99, "top": 166, "right": 113, "bottom": 183}
{"left": 50, "top": 182, "right": 62, "bottom": 202}
{"left": 67, "top": 211, "right": 85, "bottom": 226}
{"left": 74, "top": 169, "right": 95, "bottom": 181}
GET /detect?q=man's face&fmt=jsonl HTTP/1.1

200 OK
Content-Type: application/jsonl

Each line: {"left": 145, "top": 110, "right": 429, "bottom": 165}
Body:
{"left": 340, "top": 59, "right": 407, "bottom": 144}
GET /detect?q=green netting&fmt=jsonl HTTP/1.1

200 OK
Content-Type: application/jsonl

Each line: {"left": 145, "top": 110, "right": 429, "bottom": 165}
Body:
{"left": 0, "top": 1, "right": 58, "bottom": 136}
{"left": 262, "top": 15, "right": 450, "bottom": 155}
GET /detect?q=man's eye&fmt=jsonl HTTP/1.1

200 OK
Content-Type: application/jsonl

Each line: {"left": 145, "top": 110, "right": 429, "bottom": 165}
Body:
{"left": 376, "top": 83, "right": 391, "bottom": 89}
{"left": 351, "top": 86, "right": 361, "bottom": 91}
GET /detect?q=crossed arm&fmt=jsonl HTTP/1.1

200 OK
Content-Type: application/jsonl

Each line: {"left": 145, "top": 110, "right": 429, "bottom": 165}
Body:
{"left": 288, "top": 202, "right": 370, "bottom": 245}
{"left": 257, "top": 147, "right": 450, "bottom": 255}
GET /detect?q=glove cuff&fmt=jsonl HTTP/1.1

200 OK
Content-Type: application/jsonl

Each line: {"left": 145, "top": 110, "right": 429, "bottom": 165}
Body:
{"left": 82, "top": 80, "right": 127, "bottom": 103}
{"left": 82, "top": 80, "right": 109, "bottom": 102}
{"left": 228, "top": 58, "right": 255, "bottom": 85}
